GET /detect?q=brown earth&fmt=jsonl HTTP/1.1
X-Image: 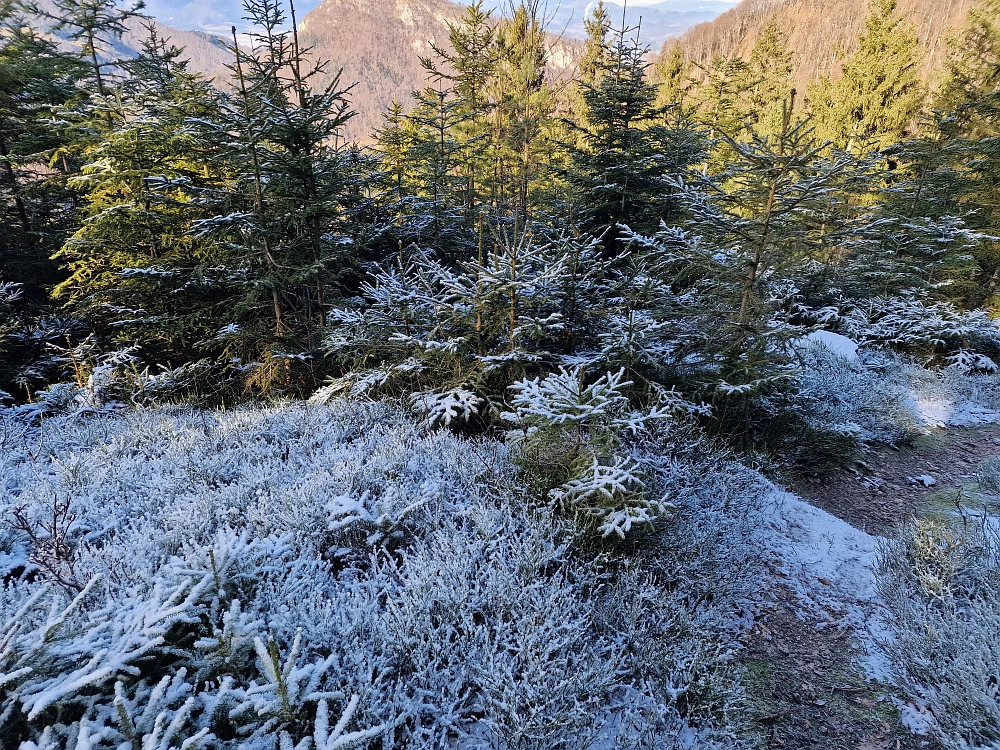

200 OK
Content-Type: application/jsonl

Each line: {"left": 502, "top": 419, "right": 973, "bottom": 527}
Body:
{"left": 744, "top": 590, "right": 942, "bottom": 749}
{"left": 791, "top": 424, "right": 1000, "bottom": 536}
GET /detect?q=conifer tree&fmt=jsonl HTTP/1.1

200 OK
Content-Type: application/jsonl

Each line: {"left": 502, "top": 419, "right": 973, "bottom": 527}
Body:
{"left": 186, "top": 0, "right": 364, "bottom": 390}
{"left": 808, "top": 0, "right": 923, "bottom": 150}
{"left": 0, "top": 1, "right": 83, "bottom": 298}
{"left": 492, "top": 1, "right": 551, "bottom": 225}
{"left": 392, "top": 84, "right": 477, "bottom": 251}
{"left": 747, "top": 19, "right": 795, "bottom": 137}
{"left": 896, "top": 0, "right": 1000, "bottom": 308}
{"left": 935, "top": 0, "right": 1000, "bottom": 132}
{"left": 49, "top": 26, "right": 225, "bottom": 365}
{"left": 689, "top": 56, "right": 752, "bottom": 141}
{"left": 24, "top": 0, "right": 147, "bottom": 97}
{"left": 421, "top": 1, "right": 497, "bottom": 228}
{"left": 652, "top": 42, "right": 690, "bottom": 110}
{"left": 627, "top": 105, "right": 877, "bottom": 396}
{"left": 566, "top": 22, "right": 704, "bottom": 246}
{"left": 577, "top": 0, "right": 612, "bottom": 88}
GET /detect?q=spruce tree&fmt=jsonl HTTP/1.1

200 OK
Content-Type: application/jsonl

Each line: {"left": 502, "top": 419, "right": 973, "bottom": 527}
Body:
{"left": 935, "top": 0, "right": 1000, "bottom": 132}
{"left": 566, "top": 22, "right": 704, "bottom": 247}
{"left": 0, "top": 1, "right": 88, "bottom": 397}
{"left": 24, "top": 0, "right": 147, "bottom": 97}
{"left": 0, "top": 1, "right": 83, "bottom": 298}
{"left": 689, "top": 56, "right": 752, "bottom": 141}
{"left": 808, "top": 0, "right": 923, "bottom": 150}
{"left": 652, "top": 42, "right": 690, "bottom": 110}
{"left": 627, "top": 104, "right": 878, "bottom": 396}
{"left": 492, "top": 2, "right": 551, "bottom": 226}
{"left": 747, "top": 19, "right": 795, "bottom": 137}
{"left": 392, "top": 84, "right": 478, "bottom": 252}
{"left": 421, "top": 1, "right": 497, "bottom": 230}
{"left": 49, "top": 26, "right": 226, "bottom": 367}
{"left": 187, "top": 0, "right": 365, "bottom": 391}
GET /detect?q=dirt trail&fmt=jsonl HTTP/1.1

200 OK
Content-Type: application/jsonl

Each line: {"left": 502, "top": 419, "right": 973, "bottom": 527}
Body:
{"left": 741, "top": 425, "right": 1000, "bottom": 749}
{"left": 792, "top": 424, "right": 1000, "bottom": 536}
{"left": 744, "top": 593, "right": 934, "bottom": 750}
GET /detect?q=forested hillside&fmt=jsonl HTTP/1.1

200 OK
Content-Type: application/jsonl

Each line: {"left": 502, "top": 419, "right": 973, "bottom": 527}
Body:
{"left": 672, "top": 0, "right": 972, "bottom": 85}
{"left": 3, "top": 0, "right": 1000, "bottom": 746}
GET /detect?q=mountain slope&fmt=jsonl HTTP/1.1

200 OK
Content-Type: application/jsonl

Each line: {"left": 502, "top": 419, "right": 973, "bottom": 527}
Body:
{"left": 299, "top": 0, "right": 461, "bottom": 140}
{"left": 300, "top": 0, "right": 580, "bottom": 141}
{"left": 120, "top": 22, "right": 231, "bottom": 81}
{"left": 669, "top": 0, "right": 974, "bottom": 87}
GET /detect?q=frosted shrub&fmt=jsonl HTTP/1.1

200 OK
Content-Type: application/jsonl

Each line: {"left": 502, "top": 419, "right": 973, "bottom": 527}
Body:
{"left": 945, "top": 370, "right": 1000, "bottom": 412}
{"left": 793, "top": 345, "right": 920, "bottom": 446}
{"left": 503, "top": 367, "right": 707, "bottom": 538}
{"left": 0, "top": 400, "right": 755, "bottom": 749}
{"left": 879, "top": 520, "right": 1000, "bottom": 747}
{"left": 979, "top": 457, "right": 1000, "bottom": 496}
{"left": 818, "top": 294, "right": 1000, "bottom": 356}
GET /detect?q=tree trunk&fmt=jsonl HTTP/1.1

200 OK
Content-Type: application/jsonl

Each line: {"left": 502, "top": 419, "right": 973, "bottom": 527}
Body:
{"left": 0, "top": 130, "right": 29, "bottom": 231}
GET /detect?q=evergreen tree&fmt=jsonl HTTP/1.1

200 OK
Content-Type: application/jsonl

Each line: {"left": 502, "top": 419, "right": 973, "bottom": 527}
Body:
{"left": 390, "top": 84, "right": 478, "bottom": 251}
{"left": 0, "top": 1, "right": 84, "bottom": 298}
{"left": 628, "top": 107, "right": 877, "bottom": 395}
{"left": 747, "top": 19, "right": 795, "bottom": 137}
{"left": 24, "top": 0, "right": 147, "bottom": 97}
{"left": 566, "top": 23, "right": 705, "bottom": 246}
{"left": 935, "top": 0, "right": 1000, "bottom": 132}
{"left": 49, "top": 26, "right": 226, "bottom": 367}
{"left": 687, "top": 55, "right": 753, "bottom": 172}
{"left": 577, "top": 0, "right": 612, "bottom": 88}
{"left": 492, "top": 1, "right": 552, "bottom": 226}
{"left": 421, "top": 1, "right": 497, "bottom": 229}
{"left": 652, "top": 42, "right": 690, "bottom": 110}
{"left": 187, "top": 0, "right": 365, "bottom": 391}
{"left": 808, "top": 0, "right": 923, "bottom": 150}
{"left": 689, "top": 56, "right": 753, "bottom": 141}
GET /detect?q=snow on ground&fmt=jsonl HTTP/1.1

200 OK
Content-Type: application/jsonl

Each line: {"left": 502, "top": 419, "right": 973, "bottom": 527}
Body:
{"left": 795, "top": 330, "right": 860, "bottom": 361}
{"left": 755, "top": 488, "right": 894, "bottom": 682}
{"left": 908, "top": 394, "right": 1000, "bottom": 427}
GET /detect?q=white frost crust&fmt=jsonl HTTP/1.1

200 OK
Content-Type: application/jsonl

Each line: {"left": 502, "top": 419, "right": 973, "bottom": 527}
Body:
{"left": 756, "top": 489, "right": 894, "bottom": 683}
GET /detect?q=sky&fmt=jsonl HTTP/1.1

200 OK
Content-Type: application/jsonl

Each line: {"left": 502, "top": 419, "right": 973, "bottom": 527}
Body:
{"left": 139, "top": 0, "right": 741, "bottom": 37}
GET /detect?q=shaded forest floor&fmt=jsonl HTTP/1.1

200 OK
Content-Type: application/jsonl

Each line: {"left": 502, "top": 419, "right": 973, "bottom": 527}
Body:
{"left": 740, "top": 425, "right": 1000, "bottom": 749}
{"left": 793, "top": 424, "right": 1000, "bottom": 536}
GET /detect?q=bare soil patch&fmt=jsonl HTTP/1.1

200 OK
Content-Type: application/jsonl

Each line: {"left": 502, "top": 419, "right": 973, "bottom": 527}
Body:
{"left": 743, "top": 589, "right": 941, "bottom": 750}
{"left": 789, "top": 425, "right": 1000, "bottom": 536}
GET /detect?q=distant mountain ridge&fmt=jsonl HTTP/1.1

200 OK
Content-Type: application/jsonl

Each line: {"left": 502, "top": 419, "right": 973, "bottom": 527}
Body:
{"left": 486, "top": 0, "right": 738, "bottom": 47}
{"left": 139, "top": 0, "right": 737, "bottom": 44}
{"left": 670, "top": 0, "right": 975, "bottom": 87}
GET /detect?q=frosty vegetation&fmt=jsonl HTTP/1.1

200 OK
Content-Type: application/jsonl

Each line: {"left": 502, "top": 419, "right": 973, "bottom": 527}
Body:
{"left": 0, "top": 400, "right": 769, "bottom": 750}
{"left": 879, "top": 513, "right": 1000, "bottom": 748}
{"left": 4, "top": 0, "right": 1000, "bottom": 745}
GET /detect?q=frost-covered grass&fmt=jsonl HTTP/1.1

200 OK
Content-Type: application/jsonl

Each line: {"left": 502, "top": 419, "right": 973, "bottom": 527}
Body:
{"left": 878, "top": 518, "right": 1000, "bottom": 748}
{"left": 794, "top": 345, "right": 921, "bottom": 446}
{"left": 0, "top": 401, "right": 759, "bottom": 750}
{"left": 790, "top": 344, "right": 1000, "bottom": 470}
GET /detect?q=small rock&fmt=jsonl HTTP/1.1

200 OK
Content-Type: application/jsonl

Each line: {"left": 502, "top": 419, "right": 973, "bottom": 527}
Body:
{"left": 908, "top": 474, "right": 937, "bottom": 487}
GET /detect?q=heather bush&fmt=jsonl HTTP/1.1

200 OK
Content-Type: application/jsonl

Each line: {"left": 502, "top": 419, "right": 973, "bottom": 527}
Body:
{"left": 0, "top": 400, "right": 757, "bottom": 749}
